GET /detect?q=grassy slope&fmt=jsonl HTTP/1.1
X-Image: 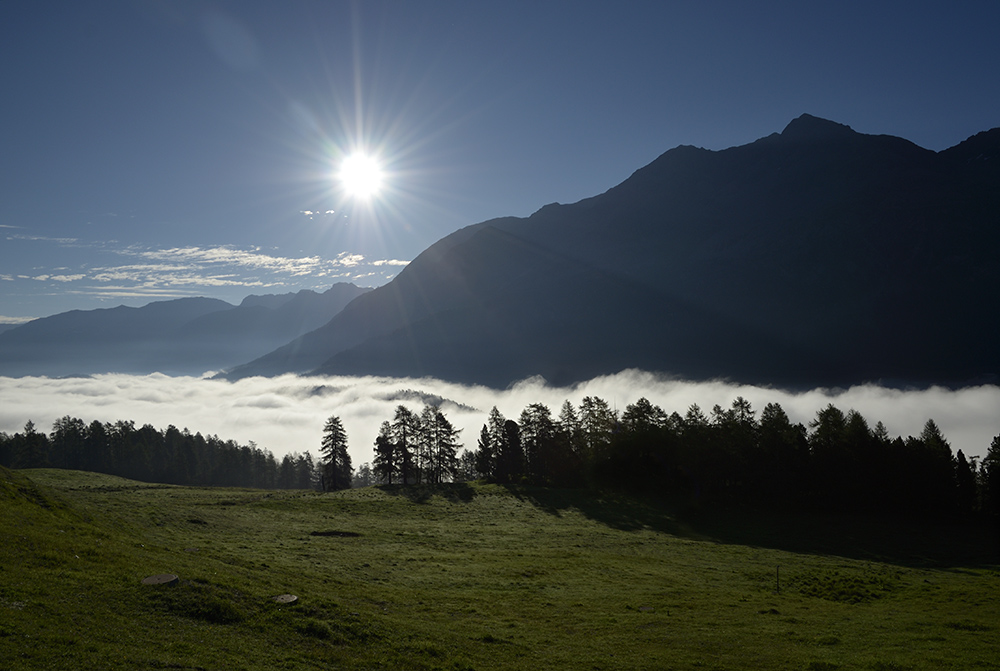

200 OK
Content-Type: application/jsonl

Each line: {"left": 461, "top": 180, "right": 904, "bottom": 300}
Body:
{"left": 2, "top": 466, "right": 998, "bottom": 671}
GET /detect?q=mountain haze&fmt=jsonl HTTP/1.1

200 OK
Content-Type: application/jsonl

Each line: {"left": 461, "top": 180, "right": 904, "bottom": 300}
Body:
{"left": 0, "top": 283, "right": 370, "bottom": 377}
{"left": 226, "top": 115, "right": 1000, "bottom": 389}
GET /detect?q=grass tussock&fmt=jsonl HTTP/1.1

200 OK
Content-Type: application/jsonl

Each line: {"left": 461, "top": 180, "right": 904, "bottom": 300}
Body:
{"left": 1, "top": 467, "right": 998, "bottom": 670}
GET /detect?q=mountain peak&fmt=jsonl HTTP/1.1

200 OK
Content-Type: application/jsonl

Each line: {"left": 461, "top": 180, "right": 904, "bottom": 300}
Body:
{"left": 780, "top": 114, "right": 856, "bottom": 141}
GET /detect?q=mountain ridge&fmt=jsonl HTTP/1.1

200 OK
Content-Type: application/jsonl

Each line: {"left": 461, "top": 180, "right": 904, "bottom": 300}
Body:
{"left": 0, "top": 283, "right": 370, "bottom": 377}
{"left": 225, "top": 114, "right": 1000, "bottom": 389}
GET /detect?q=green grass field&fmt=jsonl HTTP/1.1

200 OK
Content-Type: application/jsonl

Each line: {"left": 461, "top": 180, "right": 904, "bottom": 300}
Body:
{"left": 2, "top": 466, "right": 998, "bottom": 670}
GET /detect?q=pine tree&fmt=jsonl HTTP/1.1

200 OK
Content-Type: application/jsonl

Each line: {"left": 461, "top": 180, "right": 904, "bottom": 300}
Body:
{"left": 16, "top": 420, "right": 50, "bottom": 468}
{"left": 419, "top": 405, "right": 461, "bottom": 484}
{"left": 981, "top": 434, "right": 1000, "bottom": 517}
{"left": 474, "top": 425, "right": 494, "bottom": 480}
{"left": 476, "top": 407, "right": 507, "bottom": 481}
{"left": 390, "top": 405, "right": 420, "bottom": 485}
{"left": 320, "top": 415, "right": 352, "bottom": 491}
{"left": 579, "top": 396, "right": 616, "bottom": 465}
{"left": 955, "top": 450, "right": 977, "bottom": 514}
{"left": 558, "top": 400, "right": 585, "bottom": 468}
{"left": 372, "top": 421, "right": 397, "bottom": 485}
{"left": 519, "top": 403, "right": 557, "bottom": 481}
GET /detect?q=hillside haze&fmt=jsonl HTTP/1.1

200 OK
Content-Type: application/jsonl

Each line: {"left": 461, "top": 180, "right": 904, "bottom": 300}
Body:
{"left": 226, "top": 115, "right": 1000, "bottom": 389}
{"left": 0, "top": 283, "right": 370, "bottom": 377}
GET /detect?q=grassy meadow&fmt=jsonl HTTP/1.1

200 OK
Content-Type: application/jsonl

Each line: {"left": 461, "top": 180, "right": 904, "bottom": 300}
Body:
{"left": 2, "top": 466, "right": 999, "bottom": 670}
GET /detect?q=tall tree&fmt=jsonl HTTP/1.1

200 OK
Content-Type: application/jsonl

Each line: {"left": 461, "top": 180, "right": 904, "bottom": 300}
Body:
{"left": 16, "top": 420, "right": 50, "bottom": 468}
{"left": 320, "top": 415, "right": 353, "bottom": 491}
{"left": 372, "top": 421, "right": 397, "bottom": 485}
{"left": 579, "top": 396, "right": 616, "bottom": 467}
{"left": 981, "top": 434, "right": 1000, "bottom": 517}
{"left": 757, "top": 402, "right": 808, "bottom": 505}
{"left": 917, "top": 419, "right": 957, "bottom": 513}
{"left": 390, "top": 405, "right": 420, "bottom": 485}
{"left": 419, "top": 404, "right": 461, "bottom": 484}
{"left": 954, "top": 450, "right": 977, "bottom": 514}
{"left": 50, "top": 416, "right": 87, "bottom": 470}
{"left": 433, "top": 408, "right": 462, "bottom": 483}
{"left": 475, "top": 407, "right": 507, "bottom": 481}
{"left": 474, "top": 425, "right": 495, "bottom": 480}
{"left": 519, "top": 403, "right": 558, "bottom": 482}
{"left": 558, "top": 400, "right": 585, "bottom": 466}
{"left": 498, "top": 419, "right": 523, "bottom": 483}
{"left": 620, "top": 398, "right": 667, "bottom": 436}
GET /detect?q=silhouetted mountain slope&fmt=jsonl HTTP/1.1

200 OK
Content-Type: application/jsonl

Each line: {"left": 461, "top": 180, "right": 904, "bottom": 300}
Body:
{"left": 0, "top": 283, "right": 370, "bottom": 377}
{"left": 222, "top": 114, "right": 1000, "bottom": 388}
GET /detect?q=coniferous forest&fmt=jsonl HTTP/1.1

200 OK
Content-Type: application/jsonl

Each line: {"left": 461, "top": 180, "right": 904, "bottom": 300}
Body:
{"left": 3, "top": 395, "right": 1000, "bottom": 520}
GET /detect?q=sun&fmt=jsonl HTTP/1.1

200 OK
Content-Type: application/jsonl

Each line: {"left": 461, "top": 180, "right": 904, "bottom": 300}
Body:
{"left": 338, "top": 153, "right": 383, "bottom": 199}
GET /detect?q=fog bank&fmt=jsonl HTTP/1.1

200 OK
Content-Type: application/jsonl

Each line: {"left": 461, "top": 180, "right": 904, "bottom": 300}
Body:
{"left": 1, "top": 371, "right": 997, "bottom": 466}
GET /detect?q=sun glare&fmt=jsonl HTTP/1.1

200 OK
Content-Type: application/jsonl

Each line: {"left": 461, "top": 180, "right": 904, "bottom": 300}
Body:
{"left": 338, "top": 153, "right": 383, "bottom": 198}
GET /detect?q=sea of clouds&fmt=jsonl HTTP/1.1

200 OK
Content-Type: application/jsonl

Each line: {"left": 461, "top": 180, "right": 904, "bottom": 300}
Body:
{"left": 1, "top": 371, "right": 997, "bottom": 465}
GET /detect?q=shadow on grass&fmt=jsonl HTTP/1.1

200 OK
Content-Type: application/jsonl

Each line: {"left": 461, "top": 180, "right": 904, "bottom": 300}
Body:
{"left": 678, "top": 506, "right": 1000, "bottom": 569}
{"left": 373, "top": 480, "right": 999, "bottom": 568}
{"left": 502, "top": 484, "right": 706, "bottom": 538}
{"left": 375, "top": 482, "right": 477, "bottom": 504}
{"left": 505, "top": 484, "right": 1000, "bottom": 569}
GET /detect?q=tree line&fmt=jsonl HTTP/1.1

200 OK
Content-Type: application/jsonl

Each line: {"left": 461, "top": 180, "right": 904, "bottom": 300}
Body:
{"left": 0, "top": 417, "right": 320, "bottom": 490}
{"left": 346, "top": 397, "right": 1000, "bottom": 518}
{"left": 4, "top": 395, "right": 1000, "bottom": 519}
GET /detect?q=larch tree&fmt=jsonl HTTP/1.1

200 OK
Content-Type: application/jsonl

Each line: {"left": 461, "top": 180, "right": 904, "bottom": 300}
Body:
{"left": 419, "top": 404, "right": 461, "bottom": 484}
{"left": 320, "top": 415, "right": 353, "bottom": 491}
{"left": 390, "top": 405, "right": 420, "bottom": 485}
{"left": 579, "top": 396, "right": 616, "bottom": 466}
{"left": 474, "top": 424, "right": 495, "bottom": 480}
{"left": 519, "top": 403, "right": 554, "bottom": 477}
{"left": 372, "top": 421, "right": 397, "bottom": 485}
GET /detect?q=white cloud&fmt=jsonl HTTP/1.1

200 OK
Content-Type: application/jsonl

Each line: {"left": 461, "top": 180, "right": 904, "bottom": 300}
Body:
{"left": 9, "top": 233, "right": 80, "bottom": 245}
{"left": 0, "top": 372, "right": 996, "bottom": 469}
{"left": 2, "top": 238, "right": 407, "bottom": 306}
{"left": 0, "top": 315, "right": 36, "bottom": 325}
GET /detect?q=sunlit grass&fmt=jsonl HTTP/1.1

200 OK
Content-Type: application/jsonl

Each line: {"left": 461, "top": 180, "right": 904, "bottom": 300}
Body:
{"left": 2, "top": 467, "right": 998, "bottom": 670}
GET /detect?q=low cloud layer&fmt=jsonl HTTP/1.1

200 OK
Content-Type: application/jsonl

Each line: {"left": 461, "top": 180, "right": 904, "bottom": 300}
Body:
{"left": 1, "top": 371, "right": 997, "bottom": 466}
{"left": 0, "top": 234, "right": 408, "bottom": 321}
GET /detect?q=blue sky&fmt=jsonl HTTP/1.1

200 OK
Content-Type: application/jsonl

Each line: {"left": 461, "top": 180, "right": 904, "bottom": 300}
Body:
{"left": 3, "top": 0, "right": 999, "bottom": 322}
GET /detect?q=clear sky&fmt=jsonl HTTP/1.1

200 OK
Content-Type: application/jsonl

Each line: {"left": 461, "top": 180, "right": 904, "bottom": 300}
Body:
{"left": 3, "top": 0, "right": 999, "bottom": 322}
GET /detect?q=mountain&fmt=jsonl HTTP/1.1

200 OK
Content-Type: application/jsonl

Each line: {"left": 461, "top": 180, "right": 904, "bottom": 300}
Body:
{"left": 225, "top": 115, "right": 1000, "bottom": 389}
{"left": 0, "top": 283, "right": 370, "bottom": 377}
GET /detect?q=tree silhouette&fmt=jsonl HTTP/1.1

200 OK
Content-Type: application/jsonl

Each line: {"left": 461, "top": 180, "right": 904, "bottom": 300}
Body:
{"left": 474, "top": 424, "right": 494, "bottom": 480}
{"left": 579, "top": 396, "right": 616, "bottom": 469}
{"left": 373, "top": 421, "right": 398, "bottom": 485}
{"left": 390, "top": 405, "right": 420, "bottom": 485}
{"left": 419, "top": 404, "right": 461, "bottom": 484}
{"left": 519, "top": 403, "right": 566, "bottom": 485}
{"left": 981, "top": 434, "right": 1000, "bottom": 517}
{"left": 320, "top": 415, "right": 352, "bottom": 491}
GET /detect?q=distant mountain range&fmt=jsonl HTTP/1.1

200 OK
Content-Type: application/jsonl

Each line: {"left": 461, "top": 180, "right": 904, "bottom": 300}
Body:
{"left": 0, "top": 283, "right": 370, "bottom": 377}
{"left": 224, "top": 114, "right": 1000, "bottom": 389}
{"left": 5, "top": 115, "right": 998, "bottom": 388}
